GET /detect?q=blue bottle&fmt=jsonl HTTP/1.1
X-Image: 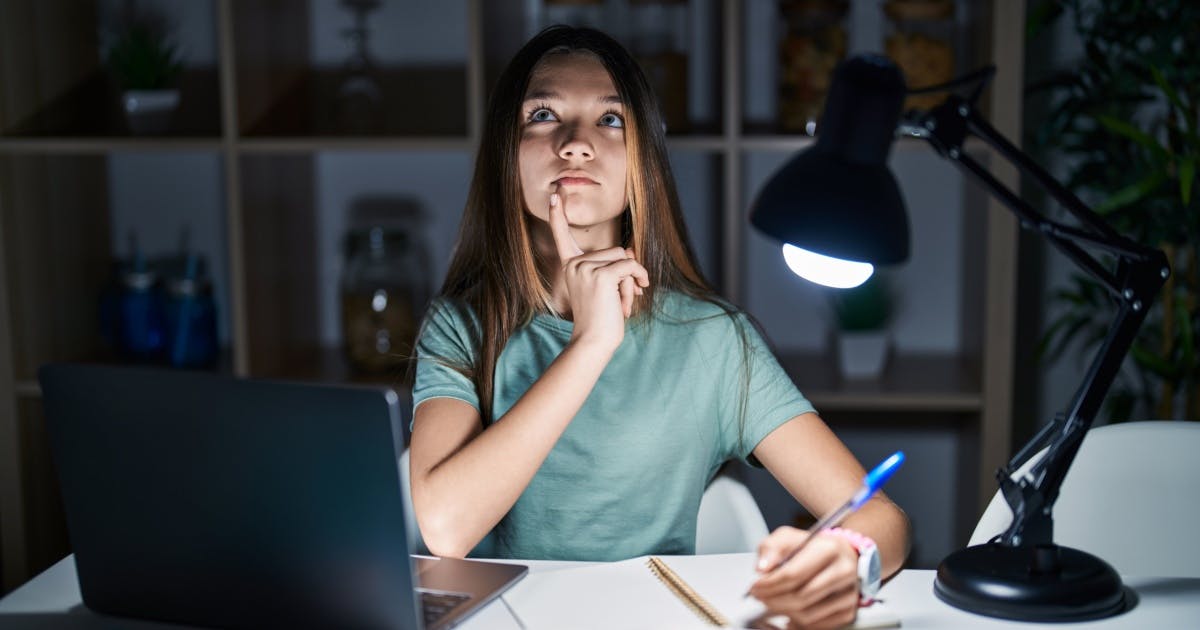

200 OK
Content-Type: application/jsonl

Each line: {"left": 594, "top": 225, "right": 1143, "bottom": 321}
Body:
{"left": 117, "top": 258, "right": 166, "bottom": 360}
{"left": 163, "top": 255, "right": 218, "bottom": 368}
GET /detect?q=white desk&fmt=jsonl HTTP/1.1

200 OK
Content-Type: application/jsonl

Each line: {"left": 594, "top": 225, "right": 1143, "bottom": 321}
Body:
{"left": 2, "top": 554, "right": 1197, "bottom": 629}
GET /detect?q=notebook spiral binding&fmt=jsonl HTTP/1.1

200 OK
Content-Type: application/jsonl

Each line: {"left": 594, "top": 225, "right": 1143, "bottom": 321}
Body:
{"left": 646, "top": 556, "right": 730, "bottom": 627}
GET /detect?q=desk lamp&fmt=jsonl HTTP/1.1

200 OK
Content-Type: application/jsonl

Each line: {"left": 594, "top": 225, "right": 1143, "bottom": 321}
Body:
{"left": 749, "top": 55, "right": 1169, "bottom": 622}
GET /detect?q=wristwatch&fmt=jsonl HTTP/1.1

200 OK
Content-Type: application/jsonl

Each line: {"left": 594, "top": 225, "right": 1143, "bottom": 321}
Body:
{"left": 826, "top": 527, "right": 882, "bottom": 603}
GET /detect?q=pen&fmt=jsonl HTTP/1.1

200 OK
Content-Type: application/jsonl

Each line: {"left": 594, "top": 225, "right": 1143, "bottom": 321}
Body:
{"left": 745, "top": 451, "right": 905, "bottom": 596}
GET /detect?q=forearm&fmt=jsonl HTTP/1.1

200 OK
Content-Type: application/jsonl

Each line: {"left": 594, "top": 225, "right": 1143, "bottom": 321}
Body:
{"left": 415, "top": 337, "right": 615, "bottom": 557}
{"left": 842, "top": 494, "right": 911, "bottom": 579}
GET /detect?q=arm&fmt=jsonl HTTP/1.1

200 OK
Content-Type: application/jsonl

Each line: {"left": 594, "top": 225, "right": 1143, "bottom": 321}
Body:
{"left": 410, "top": 336, "right": 616, "bottom": 558}
{"left": 748, "top": 412, "right": 911, "bottom": 629}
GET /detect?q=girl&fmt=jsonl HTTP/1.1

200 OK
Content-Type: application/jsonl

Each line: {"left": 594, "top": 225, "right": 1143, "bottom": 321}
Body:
{"left": 410, "top": 25, "right": 910, "bottom": 629}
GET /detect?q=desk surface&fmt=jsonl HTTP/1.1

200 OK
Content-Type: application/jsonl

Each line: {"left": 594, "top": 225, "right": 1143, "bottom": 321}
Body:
{"left": 2, "top": 554, "right": 1197, "bottom": 629}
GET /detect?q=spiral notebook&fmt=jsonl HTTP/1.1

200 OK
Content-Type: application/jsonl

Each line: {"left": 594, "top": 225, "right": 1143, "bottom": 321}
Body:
{"left": 502, "top": 553, "right": 899, "bottom": 629}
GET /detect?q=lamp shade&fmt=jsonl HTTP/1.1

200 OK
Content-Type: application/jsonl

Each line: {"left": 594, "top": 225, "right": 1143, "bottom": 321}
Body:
{"left": 750, "top": 55, "right": 911, "bottom": 266}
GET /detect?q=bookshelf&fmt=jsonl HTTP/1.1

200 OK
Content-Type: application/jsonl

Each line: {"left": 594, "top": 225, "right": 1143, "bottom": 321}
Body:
{"left": 0, "top": 0, "right": 1023, "bottom": 588}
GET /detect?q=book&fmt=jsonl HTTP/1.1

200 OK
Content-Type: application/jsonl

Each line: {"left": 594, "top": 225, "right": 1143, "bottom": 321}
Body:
{"left": 502, "top": 553, "right": 900, "bottom": 629}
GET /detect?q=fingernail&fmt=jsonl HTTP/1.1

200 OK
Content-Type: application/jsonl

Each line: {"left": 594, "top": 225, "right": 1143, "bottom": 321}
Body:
{"left": 756, "top": 557, "right": 771, "bottom": 571}
{"left": 550, "top": 193, "right": 559, "bottom": 206}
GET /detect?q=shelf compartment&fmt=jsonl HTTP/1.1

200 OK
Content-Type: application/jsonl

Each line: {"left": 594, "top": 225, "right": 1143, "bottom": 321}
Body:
{"left": 239, "top": 67, "right": 470, "bottom": 138}
{"left": 1, "top": 69, "right": 223, "bottom": 140}
{"left": 780, "top": 352, "right": 981, "bottom": 412}
{"left": 1, "top": 152, "right": 233, "bottom": 380}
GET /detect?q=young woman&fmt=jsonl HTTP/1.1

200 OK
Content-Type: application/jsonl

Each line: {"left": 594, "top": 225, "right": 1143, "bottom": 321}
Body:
{"left": 409, "top": 25, "right": 910, "bottom": 628}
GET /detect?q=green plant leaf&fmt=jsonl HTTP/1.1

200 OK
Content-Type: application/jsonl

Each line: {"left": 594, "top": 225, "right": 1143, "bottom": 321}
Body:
{"left": 1178, "top": 298, "right": 1195, "bottom": 370}
{"left": 1097, "top": 115, "right": 1168, "bottom": 158}
{"left": 1094, "top": 170, "right": 1167, "bottom": 214}
{"left": 1130, "top": 342, "right": 1179, "bottom": 380}
{"left": 1180, "top": 156, "right": 1195, "bottom": 205}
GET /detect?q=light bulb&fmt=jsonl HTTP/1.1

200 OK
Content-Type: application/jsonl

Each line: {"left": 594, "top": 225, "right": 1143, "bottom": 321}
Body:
{"left": 781, "top": 244, "right": 874, "bottom": 288}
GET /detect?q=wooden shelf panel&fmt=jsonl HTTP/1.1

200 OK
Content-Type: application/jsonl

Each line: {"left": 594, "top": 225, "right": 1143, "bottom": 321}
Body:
{"left": 1, "top": 69, "right": 223, "bottom": 139}
{"left": 779, "top": 352, "right": 982, "bottom": 412}
{"left": 0, "top": 139, "right": 223, "bottom": 155}
{"left": 241, "top": 67, "right": 469, "bottom": 138}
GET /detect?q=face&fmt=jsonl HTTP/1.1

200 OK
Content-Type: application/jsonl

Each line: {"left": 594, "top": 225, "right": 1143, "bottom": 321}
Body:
{"left": 519, "top": 52, "right": 629, "bottom": 234}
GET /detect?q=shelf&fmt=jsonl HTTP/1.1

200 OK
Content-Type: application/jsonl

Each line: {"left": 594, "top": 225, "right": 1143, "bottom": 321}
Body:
{"left": 240, "top": 68, "right": 469, "bottom": 138}
{"left": 779, "top": 352, "right": 982, "bottom": 413}
{"left": 0, "top": 138, "right": 224, "bottom": 155}
{"left": 1, "top": 69, "right": 223, "bottom": 139}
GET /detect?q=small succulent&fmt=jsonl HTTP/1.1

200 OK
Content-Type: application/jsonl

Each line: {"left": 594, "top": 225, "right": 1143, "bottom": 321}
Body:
{"left": 105, "top": 13, "right": 182, "bottom": 90}
{"left": 831, "top": 275, "right": 892, "bottom": 332}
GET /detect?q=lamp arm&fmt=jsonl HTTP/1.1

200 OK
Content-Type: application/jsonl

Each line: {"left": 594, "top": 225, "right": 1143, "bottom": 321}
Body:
{"left": 907, "top": 95, "right": 1170, "bottom": 548}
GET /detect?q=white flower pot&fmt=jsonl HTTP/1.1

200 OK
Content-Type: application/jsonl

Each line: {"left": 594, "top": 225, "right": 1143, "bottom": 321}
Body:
{"left": 837, "top": 330, "right": 890, "bottom": 380}
{"left": 122, "top": 89, "right": 180, "bottom": 134}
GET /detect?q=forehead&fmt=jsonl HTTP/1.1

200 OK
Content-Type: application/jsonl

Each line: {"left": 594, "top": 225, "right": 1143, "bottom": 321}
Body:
{"left": 525, "top": 52, "right": 619, "bottom": 100}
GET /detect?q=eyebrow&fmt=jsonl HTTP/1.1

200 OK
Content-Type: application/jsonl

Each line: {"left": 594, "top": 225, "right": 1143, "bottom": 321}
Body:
{"left": 523, "top": 90, "right": 624, "bottom": 106}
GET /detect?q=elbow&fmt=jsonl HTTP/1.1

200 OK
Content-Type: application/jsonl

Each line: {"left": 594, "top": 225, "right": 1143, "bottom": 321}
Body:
{"left": 412, "top": 498, "right": 479, "bottom": 559}
{"left": 419, "top": 517, "right": 475, "bottom": 559}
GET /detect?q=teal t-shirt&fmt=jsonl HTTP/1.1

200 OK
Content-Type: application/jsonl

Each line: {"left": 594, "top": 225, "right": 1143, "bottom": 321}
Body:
{"left": 412, "top": 291, "right": 815, "bottom": 561}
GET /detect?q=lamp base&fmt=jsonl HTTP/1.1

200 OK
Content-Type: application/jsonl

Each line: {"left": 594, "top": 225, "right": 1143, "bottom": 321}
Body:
{"left": 934, "top": 542, "right": 1126, "bottom": 622}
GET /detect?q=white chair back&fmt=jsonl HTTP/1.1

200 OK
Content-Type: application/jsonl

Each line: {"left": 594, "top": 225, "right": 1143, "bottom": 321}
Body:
{"left": 696, "top": 475, "right": 770, "bottom": 554}
{"left": 970, "top": 421, "right": 1200, "bottom": 577}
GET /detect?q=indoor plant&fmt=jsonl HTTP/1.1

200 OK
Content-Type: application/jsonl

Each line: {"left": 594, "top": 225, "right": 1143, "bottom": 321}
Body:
{"left": 104, "top": 7, "right": 183, "bottom": 134}
{"left": 1030, "top": 0, "right": 1199, "bottom": 421}
{"left": 830, "top": 274, "right": 893, "bottom": 380}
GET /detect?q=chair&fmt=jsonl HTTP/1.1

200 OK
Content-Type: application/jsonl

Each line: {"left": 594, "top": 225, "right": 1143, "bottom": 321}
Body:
{"left": 696, "top": 475, "right": 770, "bottom": 554}
{"left": 969, "top": 420, "right": 1200, "bottom": 577}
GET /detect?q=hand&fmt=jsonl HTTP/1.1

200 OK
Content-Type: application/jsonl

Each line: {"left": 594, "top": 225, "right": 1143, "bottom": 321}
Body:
{"left": 748, "top": 527, "right": 861, "bottom": 630}
{"left": 548, "top": 188, "right": 648, "bottom": 349}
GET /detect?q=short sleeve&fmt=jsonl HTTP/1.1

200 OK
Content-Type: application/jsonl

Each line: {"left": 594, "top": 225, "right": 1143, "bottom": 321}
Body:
{"left": 717, "top": 314, "right": 816, "bottom": 465}
{"left": 412, "top": 298, "right": 481, "bottom": 413}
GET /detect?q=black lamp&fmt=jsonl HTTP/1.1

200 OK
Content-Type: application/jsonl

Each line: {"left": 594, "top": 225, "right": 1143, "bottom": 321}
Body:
{"left": 750, "top": 55, "right": 1170, "bottom": 622}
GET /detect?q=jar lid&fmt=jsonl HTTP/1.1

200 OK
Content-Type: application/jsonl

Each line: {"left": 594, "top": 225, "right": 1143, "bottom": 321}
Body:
{"left": 121, "top": 270, "right": 157, "bottom": 291}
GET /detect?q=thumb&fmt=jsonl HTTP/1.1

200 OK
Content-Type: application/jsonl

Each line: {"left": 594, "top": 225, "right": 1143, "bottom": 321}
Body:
{"left": 548, "top": 188, "right": 584, "bottom": 263}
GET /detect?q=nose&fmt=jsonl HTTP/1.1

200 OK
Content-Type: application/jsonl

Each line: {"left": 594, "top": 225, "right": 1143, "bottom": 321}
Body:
{"left": 557, "top": 124, "right": 594, "bottom": 161}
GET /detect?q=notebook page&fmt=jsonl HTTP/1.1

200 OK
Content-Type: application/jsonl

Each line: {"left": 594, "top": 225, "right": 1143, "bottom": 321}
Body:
{"left": 503, "top": 553, "right": 899, "bottom": 629}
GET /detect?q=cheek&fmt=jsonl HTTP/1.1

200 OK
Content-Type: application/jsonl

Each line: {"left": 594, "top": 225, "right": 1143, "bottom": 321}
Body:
{"left": 518, "top": 141, "right": 546, "bottom": 220}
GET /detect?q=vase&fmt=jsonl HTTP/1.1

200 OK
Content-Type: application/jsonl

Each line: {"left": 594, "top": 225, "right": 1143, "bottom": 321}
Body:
{"left": 837, "top": 330, "right": 890, "bottom": 380}
{"left": 122, "top": 89, "right": 179, "bottom": 134}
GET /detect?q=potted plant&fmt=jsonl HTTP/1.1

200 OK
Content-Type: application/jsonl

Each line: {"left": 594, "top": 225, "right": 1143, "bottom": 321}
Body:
{"left": 1030, "top": 0, "right": 1199, "bottom": 421}
{"left": 830, "top": 274, "right": 893, "bottom": 380}
{"left": 104, "top": 7, "right": 183, "bottom": 134}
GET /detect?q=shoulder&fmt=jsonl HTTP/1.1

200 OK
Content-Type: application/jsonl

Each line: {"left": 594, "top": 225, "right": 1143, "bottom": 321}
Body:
{"left": 418, "top": 296, "right": 481, "bottom": 354}
{"left": 424, "top": 296, "right": 479, "bottom": 329}
{"left": 652, "top": 290, "right": 753, "bottom": 337}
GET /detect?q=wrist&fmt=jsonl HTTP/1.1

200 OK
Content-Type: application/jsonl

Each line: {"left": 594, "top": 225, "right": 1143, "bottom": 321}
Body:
{"left": 565, "top": 332, "right": 620, "bottom": 359}
{"left": 824, "top": 527, "right": 882, "bottom": 605}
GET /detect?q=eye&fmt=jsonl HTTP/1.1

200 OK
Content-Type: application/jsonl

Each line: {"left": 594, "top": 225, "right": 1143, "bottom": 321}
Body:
{"left": 599, "top": 112, "right": 624, "bottom": 128}
{"left": 529, "top": 108, "right": 558, "bottom": 123}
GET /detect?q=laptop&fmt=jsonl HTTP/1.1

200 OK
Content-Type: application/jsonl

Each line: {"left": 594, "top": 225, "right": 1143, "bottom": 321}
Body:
{"left": 38, "top": 363, "right": 526, "bottom": 629}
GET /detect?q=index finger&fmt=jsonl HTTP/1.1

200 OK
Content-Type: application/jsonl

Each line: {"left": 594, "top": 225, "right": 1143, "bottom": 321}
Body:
{"left": 548, "top": 186, "right": 584, "bottom": 263}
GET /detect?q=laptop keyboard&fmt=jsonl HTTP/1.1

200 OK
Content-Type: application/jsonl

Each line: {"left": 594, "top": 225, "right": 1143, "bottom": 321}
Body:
{"left": 420, "top": 589, "right": 472, "bottom": 626}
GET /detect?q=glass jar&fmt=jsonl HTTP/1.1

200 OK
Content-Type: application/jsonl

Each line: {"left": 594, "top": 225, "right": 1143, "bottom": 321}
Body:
{"left": 340, "top": 224, "right": 430, "bottom": 375}
{"left": 629, "top": 0, "right": 689, "bottom": 133}
{"left": 883, "top": 0, "right": 957, "bottom": 111}
{"left": 778, "top": 0, "right": 849, "bottom": 135}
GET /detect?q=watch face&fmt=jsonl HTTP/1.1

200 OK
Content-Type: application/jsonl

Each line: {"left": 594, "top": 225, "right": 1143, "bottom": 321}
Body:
{"left": 860, "top": 547, "right": 883, "bottom": 596}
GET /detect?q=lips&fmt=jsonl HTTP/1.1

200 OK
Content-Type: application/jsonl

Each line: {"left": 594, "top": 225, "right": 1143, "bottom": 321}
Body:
{"left": 553, "top": 173, "right": 599, "bottom": 186}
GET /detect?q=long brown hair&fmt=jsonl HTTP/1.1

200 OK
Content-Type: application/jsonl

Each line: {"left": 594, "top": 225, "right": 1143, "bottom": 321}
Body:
{"left": 438, "top": 25, "right": 742, "bottom": 424}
